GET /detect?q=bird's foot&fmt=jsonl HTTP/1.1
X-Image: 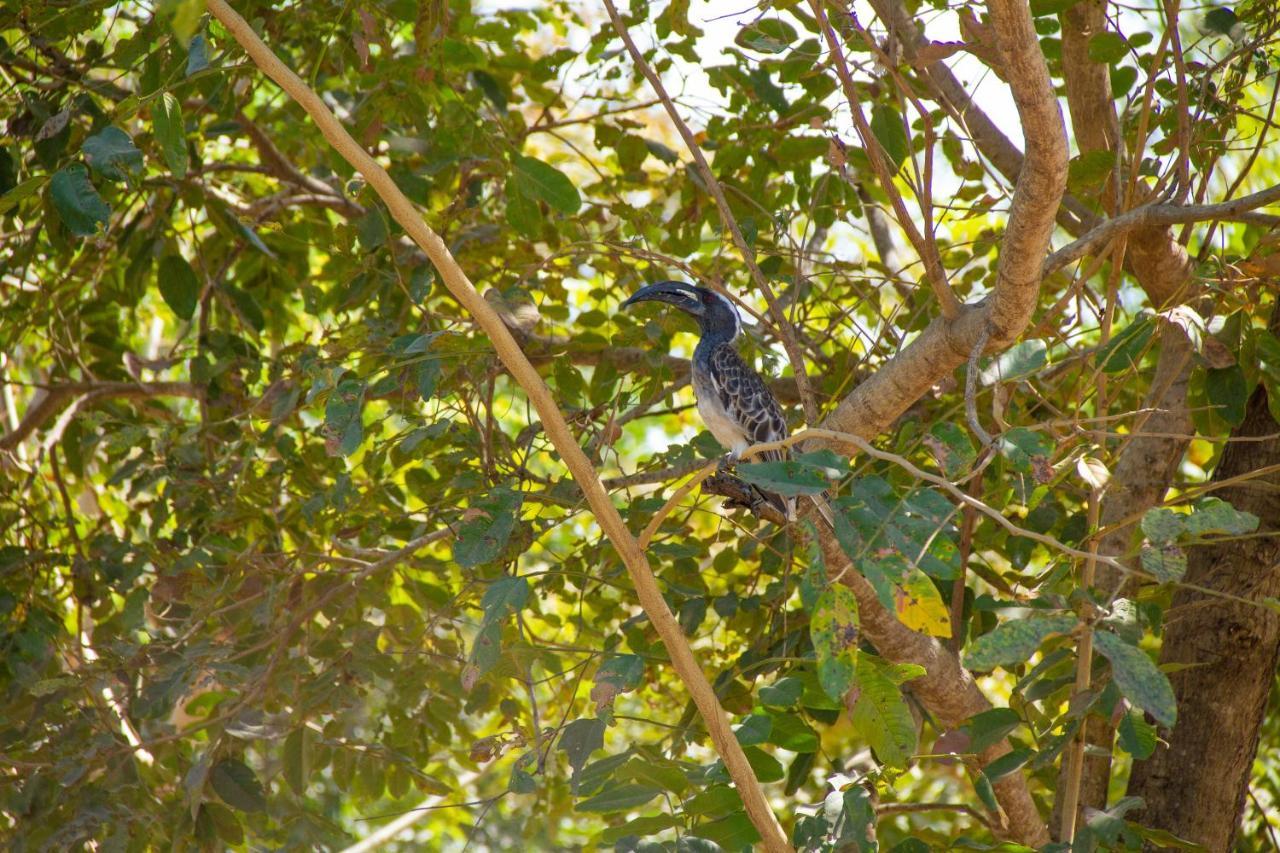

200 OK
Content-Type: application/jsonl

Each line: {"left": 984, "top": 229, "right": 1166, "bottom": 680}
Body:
{"left": 716, "top": 452, "right": 737, "bottom": 474}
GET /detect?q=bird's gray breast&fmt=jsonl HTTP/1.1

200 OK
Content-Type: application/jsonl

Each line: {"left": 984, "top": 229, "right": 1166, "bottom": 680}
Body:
{"left": 692, "top": 367, "right": 749, "bottom": 452}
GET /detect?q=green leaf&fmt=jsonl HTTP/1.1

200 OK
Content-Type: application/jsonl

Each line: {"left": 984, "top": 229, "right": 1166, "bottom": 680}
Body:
{"left": 50, "top": 165, "right": 111, "bottom": 237}
{"left": 152, "top": 92, "right": 188, "bottom": 179}
{"left": 160, "top": 0, "right": 205, "bottom": 42}
{"left": 620, "top": 757, "right": 688, "bottom": 794}
{"left": 742, "top": 745, "right": 785, "bottom": 782}
{"left": 835, "top": 786, "right": 877, "bottom": 851}
{"left": 684, "top": 784, "right": 743, "bottom": 818}
{"left": 356, "top": 206, "right": 388, "bottom": 251}
{"left": 973, "top": 770, "right": 999, "bottom": 813}
{"left": 734, "top": 713, "right": 772, "bottom": 746}
{"left": 82, "top": 127, "right": 144, "bottom": 182}
{"left": 209, "top": 759, "right": 266, "bottom": 813}
{"left": 737, "top": 460, "right": 829, "bottom": 496}
{"left": 767, "top": 713, "right": 819, "bottom": 753}
{"left": 598, "top": 814, "right": 680, "bottom": 844}
{"left": 558, "top": 718, "right": 605, "bottom": 776}
{"left": 1141, "top": 507, "right": 1184, "bottom": 545}
{"left": 961, "top": 707, "right": 1022, "bottom": 753}
{"left": 1030, "top": 0, "right": 1082, "bottom": 15}
{"left": 694, "top": 813, "right": 761, "bottom": 849}
{"left": 512, "top": 154, "right": 580, "bottom": 213}
{"left": 186, "top": 33, "right": 210, "bottom": 76}
{"left": 1087, "top": 31, "right": 1128, "bottom": 64}
{"left": 980, "top": 339, "right": 1047, "bottom": 384}
{"left": 870, "top": 104, "right": 909, "bottom": 172}
{"left": 1097, "top": 315, "right": 1155, "bottom": 373}
{"left": 575, "top": 783, "right": 663, "bottom": 813}
{"left": 157, "top": 254, "right": 200, "bottom": 321}
{"left": 1094, "top": 630, "right": 1177, "bottom": 727}
{"left": 735, "top": 18, "right": 797, "bottom": 53}
{"left": 324, "top": 379, "right": 366, "bottom": 457}
{"left": 1118, "top": 709, "right": 1157, "bottom": 759}
{"left": 453, "top": 488, "right": 523, "bottom": 567}
{"left": 964, "top": 614, "right": 1077, "bottom": 671}
{"left": 1206, "top": 366, "right": 1248, "bottom": 426}
{"left": 505, "top": 178, "right": 542, "bottom": 237}
{"left": 283, "top": 727, "right": 313, "bottom": 796}
{"left": 849, "top": 654, "right": 918, "bottom": 768}
{"left": 1068, "top": 149, "right": 1116, "bottom": 193}
{"left": 480, "top": 575, "right": 529, "bottom": 624}
{"left": 810, "top": 585, "right": 860, "bottom": 700}
{"left": 982, "top": 747, "right": 1032, "bottom": 781}
{"left": 1184, "top": 496, "right": 1259, "bottom": 538}
{"left": 1111, "top": 64, "right": 1139, "bottom": 98}
{"left": 0, "top": 175, "right": 47, "bottom": 217}
{"left": 759, "top": 676, "right": 803, "bottom": 707}
{"left": 202, "top": 802, "right": 244, "bottom": 846}
{"left": 1140, "top": 544, "right": 1187, "bottom": 583}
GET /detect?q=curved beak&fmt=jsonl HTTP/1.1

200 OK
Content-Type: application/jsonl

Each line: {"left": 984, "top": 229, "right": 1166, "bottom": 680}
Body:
{"left": 621, "top": 280, "right": 704, "bottom": 316}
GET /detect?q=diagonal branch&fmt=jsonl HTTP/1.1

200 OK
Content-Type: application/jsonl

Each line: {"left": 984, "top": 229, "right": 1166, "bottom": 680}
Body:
{"left": 204, "top": 2, "right": 792, "bottom": 848}
{"left": 602, "top": 0, "right": 818, "bottom": 426}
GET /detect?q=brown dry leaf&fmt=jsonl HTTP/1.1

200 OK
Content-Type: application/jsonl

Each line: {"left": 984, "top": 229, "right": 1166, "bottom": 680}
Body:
{"left": 913, "top": 40, "right": 966, "bottom": 66}
{"left": 353, "top": 29, "right": 370, "bottom": 69}
{"left": 1200, "top": 335, "right": 1236, "bottom": 369}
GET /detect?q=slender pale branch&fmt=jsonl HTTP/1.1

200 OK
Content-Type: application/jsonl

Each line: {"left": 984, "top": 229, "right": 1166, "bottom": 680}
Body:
{"left": 1043, "top": 183, "right": 1280, "bottom": 278}
{"left": 204, "top": 2, "right": 791, "bottom": 848}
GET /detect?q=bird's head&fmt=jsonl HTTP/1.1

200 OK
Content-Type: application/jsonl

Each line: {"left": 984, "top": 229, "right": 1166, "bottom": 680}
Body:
{"left": 621, "top": 280, "right": 741, "bottom": 340}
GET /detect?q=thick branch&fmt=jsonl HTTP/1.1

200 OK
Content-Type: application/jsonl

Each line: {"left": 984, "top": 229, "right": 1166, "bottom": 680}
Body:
{"left": 205, "top": 2, "right": 791, "bottom": 848}
{"left": 802, "top": 0, "right": 1065, "bottom": 845}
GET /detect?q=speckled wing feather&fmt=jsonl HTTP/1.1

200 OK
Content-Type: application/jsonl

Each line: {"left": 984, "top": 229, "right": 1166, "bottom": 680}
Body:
{"left": 706, "top": 344, "right": 789, "bottom": 459}
{"left": 705, "top": 344, "right": 792, "bottom": 519}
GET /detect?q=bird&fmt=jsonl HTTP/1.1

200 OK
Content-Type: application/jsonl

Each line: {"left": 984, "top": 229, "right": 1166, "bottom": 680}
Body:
{"left": 622, "top": 280, "right": 792, "bottom": 521}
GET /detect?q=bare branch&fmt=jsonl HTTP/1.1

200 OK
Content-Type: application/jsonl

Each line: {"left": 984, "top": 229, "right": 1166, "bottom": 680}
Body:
{"left": 1043, "top": 183, "right": 1280, "bottom": 279}
{"left": 0, "top": 381, "right": 201, "bottom": 452}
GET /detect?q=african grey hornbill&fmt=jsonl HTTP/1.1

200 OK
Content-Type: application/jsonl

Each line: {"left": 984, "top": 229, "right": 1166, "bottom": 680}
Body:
{"left": 622, "top": 280, "right": 793, "bottom": 520}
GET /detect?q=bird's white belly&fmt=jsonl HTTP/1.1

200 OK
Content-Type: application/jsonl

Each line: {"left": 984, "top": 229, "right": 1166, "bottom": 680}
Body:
{"left": 696, "top": 393, "right": 749, "bottom": 455}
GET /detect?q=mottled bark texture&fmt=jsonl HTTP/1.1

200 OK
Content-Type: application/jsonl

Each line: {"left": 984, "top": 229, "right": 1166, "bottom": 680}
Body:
{"left": 1127, "top": 369, "right": 1280, "bottom": 849}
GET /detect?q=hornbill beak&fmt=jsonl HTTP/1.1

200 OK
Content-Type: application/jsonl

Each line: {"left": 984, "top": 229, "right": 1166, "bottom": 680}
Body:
{"left": 621, "top": 280, "right": 705, "bottom": 317}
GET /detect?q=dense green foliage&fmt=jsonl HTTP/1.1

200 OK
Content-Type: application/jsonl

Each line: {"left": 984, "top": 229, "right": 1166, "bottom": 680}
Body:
{"left": 2, "top": 0, "right": 1280, "bottom": 850}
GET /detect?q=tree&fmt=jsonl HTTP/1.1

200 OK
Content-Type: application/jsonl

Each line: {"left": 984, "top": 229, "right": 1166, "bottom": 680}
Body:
{"left": 2, "top": 0, "right": 1279, "bottom": 849}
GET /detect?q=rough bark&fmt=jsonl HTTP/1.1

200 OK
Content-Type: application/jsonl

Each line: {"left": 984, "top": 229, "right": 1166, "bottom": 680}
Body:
{"left": 1050, "top": 3, "right": 1199, "bottom": 832}
{"left": 1127, "top": 370, "right": 1280, "bottom": 849}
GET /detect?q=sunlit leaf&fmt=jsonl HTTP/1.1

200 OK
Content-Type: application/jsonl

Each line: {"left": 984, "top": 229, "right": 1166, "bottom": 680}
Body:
{"left": 1094, "top": 630, "right": 1177, "bottom": 727}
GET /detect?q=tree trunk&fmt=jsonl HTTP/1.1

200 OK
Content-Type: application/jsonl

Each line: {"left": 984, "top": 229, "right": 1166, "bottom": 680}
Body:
{"left": 1127, "top": 374, "right": 1280, "bottom": 849}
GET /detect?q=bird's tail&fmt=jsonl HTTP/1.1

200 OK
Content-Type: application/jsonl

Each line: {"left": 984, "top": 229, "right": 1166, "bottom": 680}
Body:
{"left": 755, "top": 487, "right": 793, "bottom": 522}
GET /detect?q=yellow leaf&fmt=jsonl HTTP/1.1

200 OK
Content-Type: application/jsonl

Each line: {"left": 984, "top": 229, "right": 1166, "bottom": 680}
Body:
{"left": 894, "top": 567, "right": 952, "bottom": 638}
